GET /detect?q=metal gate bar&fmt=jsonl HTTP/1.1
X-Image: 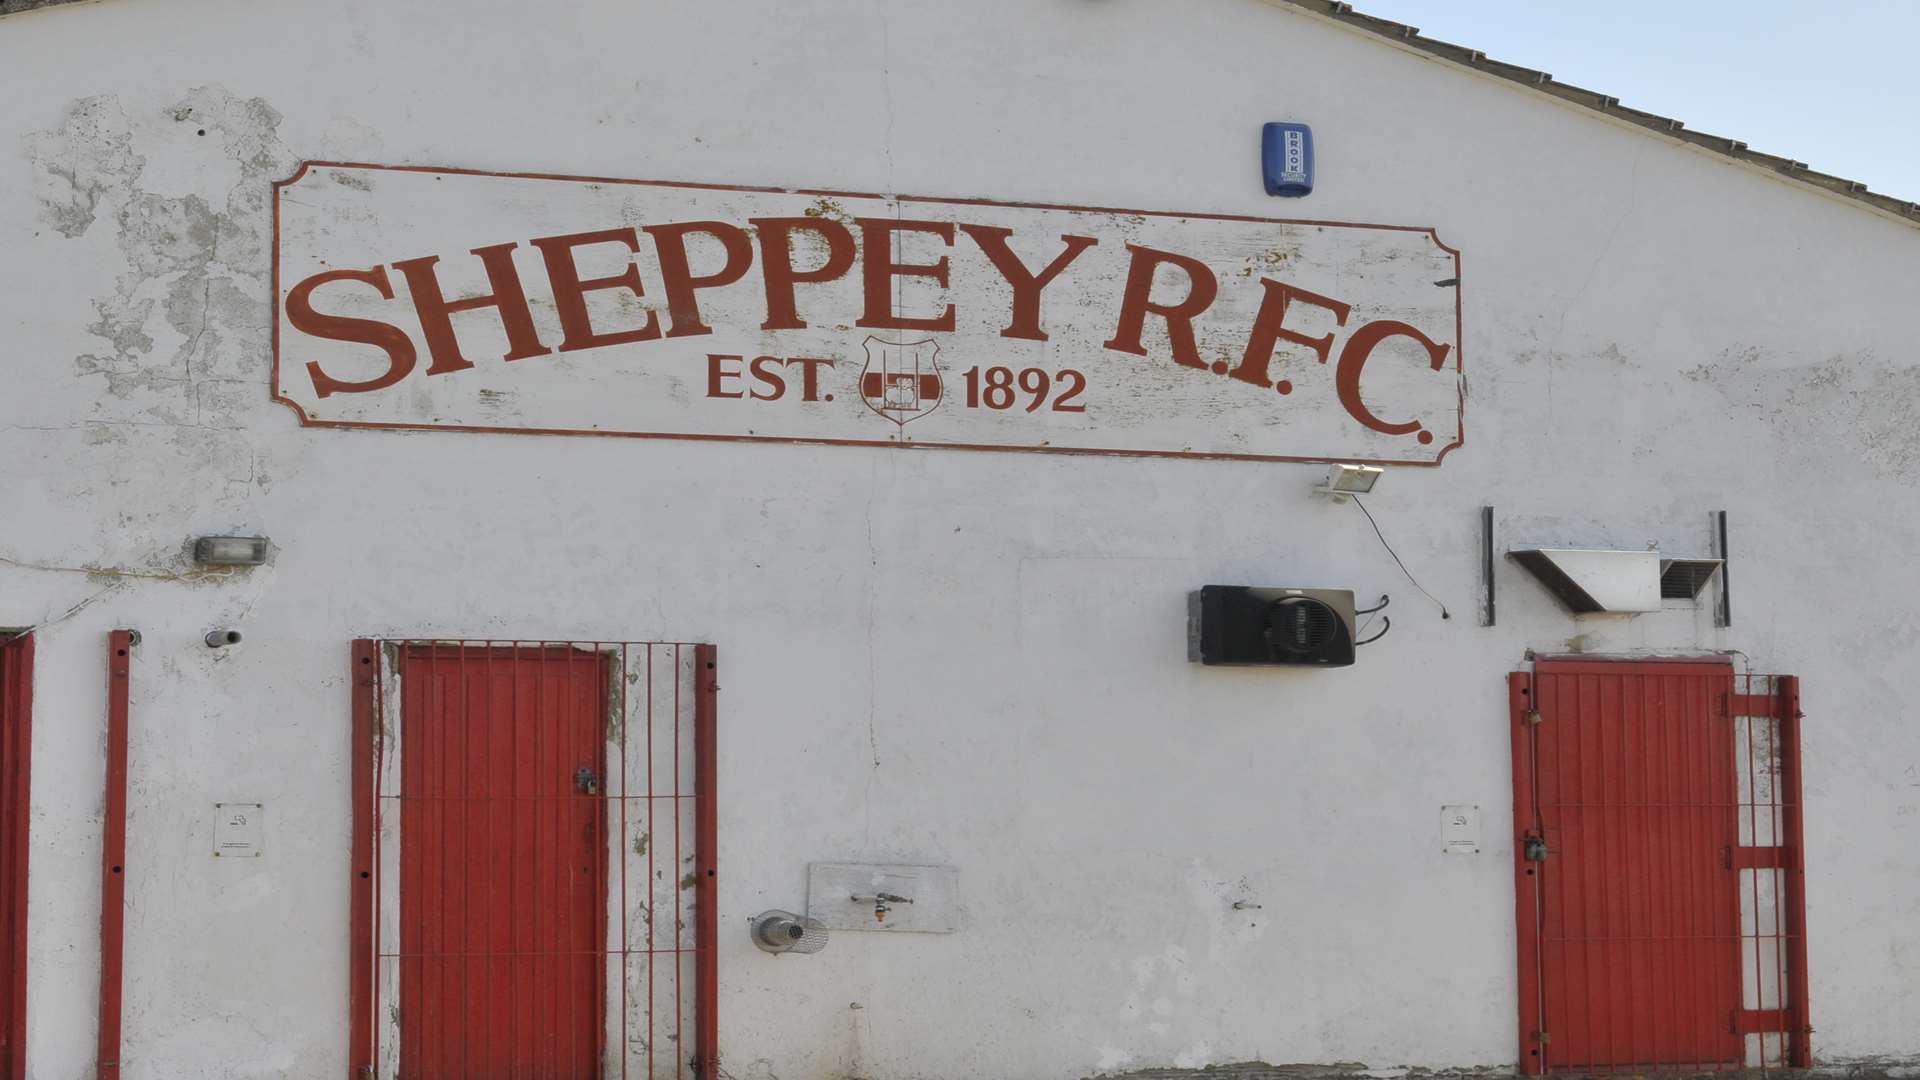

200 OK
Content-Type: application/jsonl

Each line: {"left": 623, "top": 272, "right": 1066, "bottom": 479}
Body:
{"left": 350, "top": 639, "right": 717, "bottom": 1079}
{"left": 1727, "top": 672, "right": 1812, "bottom": 1069}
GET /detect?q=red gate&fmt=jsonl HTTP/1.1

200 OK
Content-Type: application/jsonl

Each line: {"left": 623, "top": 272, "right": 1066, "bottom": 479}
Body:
{"left": 1511, "top": 659, "right": 1810, "bottom": 1074}
{"left": 351, "top": 640, "right": 718, "bottom": 1079}
{"left": 0, "top": 633, "right": 31, "bottom": 1080}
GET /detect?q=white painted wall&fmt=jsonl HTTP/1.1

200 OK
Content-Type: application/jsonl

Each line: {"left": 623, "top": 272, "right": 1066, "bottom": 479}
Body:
{"left": 3, "top": 1, "right": 1919, "bottom": 1077}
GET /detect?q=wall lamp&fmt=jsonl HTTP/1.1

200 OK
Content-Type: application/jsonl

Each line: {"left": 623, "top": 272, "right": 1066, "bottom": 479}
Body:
{"left": 193, "top": 536, "right": 269, "bottom": 567}
{"left": 1313, "top": 463, "right": 1382, "bottom": 504}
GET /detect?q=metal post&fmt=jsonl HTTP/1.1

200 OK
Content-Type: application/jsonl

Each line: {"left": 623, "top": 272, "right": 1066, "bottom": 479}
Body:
{"left": 1, "top": 632, "right": 34, "bottom": 1080}
{"left": 1510, "top": 671, "right": 1543, "bottom": 1075}
{"left": 1778, "top": 676, "right": 1812, "bottom": 1067}
{"left": 1482, "top": 506, "right": 1497, "bottom": 627}
{"left": 693, "top": 645, "right": 719, "bottom": 1076}
{"left": 98, "top": 631, "right": 133, "bottom": 1080}
{"left": 350, "top": 640, "right": 377, "bottom": 1077}
{"left": 1715, "top": 511, "right": 1732, "bottom": 628}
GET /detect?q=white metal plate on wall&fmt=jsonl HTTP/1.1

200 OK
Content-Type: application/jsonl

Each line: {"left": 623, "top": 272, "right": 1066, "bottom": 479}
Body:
{"left": 214, "top": 803, "right": 264, "bottom": 857}
{"left": 807, "top": 863, "right": 959, "bottom": 933}
{"left": 1440, "top": 804, "right": 1480, "bottom": 854}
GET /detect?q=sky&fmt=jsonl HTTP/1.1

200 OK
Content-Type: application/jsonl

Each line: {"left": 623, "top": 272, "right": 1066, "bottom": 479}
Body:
{"left": 1346, "top": 0, "right": 1920, "bottom": 202}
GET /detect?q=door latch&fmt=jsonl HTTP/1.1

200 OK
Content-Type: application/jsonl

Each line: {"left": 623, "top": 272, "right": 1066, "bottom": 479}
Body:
{"left": 1523, "top": 835, "right": 1549, "bottom": 862}
{"left": 575, "top": 766, "right": 599, "bottom": 795}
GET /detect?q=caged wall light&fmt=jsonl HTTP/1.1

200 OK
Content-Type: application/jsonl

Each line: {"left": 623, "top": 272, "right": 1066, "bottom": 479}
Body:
{"left": 192, "top": 536, "right": 269, "bottom": 567}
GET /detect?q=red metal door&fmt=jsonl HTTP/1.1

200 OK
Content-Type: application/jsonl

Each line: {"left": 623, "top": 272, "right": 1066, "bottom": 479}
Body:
{"left": 399, "top": 645, "right": 608, "bottom": 1079}
{"left": 0, "top": 633, "right": 31, "bottom": 1080}
{"left": 1511, "top": 659, "right": 1811, "bottom": 1074}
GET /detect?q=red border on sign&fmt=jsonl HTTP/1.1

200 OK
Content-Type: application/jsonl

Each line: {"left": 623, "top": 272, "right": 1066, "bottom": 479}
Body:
{"left": 271, "top": 161, "right": 1466, "bottom": 467}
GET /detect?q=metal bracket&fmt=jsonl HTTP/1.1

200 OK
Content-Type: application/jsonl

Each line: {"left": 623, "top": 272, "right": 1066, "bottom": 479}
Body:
{"left": 851, "top": 892, "right": 914, "bottom": 922}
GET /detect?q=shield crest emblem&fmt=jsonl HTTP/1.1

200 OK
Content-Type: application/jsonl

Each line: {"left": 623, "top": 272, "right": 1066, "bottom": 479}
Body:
{"left": 859, "top": 336, "right": 943, "bottom": 427}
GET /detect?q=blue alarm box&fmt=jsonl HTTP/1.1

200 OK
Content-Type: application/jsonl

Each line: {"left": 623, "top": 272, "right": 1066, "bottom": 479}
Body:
{"left": 1262, "top": 122, "right": 1314, "bottom": 197}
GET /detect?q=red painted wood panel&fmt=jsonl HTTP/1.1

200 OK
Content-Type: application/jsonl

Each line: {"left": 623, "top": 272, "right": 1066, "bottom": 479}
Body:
{"left": 1530, "top": 661, "right": 1743, "bottom": 1073}
{"left": 400, "top": 645, "right": 607, "bottom": 1079}
{"left": 0, "top": 633, "right": 31, "bottom": 1080}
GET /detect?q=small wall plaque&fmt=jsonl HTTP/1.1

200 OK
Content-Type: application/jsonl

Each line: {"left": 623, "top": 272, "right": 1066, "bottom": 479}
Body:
{"left": 214, "top": 803, "right": 264, "bottom": 857}
{"left": 1441, "top": 804, "right": 1481, "bottom": 854}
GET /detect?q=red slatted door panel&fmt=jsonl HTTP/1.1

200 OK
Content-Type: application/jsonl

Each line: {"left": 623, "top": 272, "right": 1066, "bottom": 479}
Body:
{"left": 0, "top": 634, "right": 31, "bottom": 1080}
{"left": 399, "top": 646, "right": 607, "bottom": 1079}
{"left": 1531, "top": 662, "right": 1742, "bottom": 1073}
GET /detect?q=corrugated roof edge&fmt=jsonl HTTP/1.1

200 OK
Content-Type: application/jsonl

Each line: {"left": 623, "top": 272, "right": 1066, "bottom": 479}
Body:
{"left": 1263, "top": 0, "right": 1920, "bottom": 229}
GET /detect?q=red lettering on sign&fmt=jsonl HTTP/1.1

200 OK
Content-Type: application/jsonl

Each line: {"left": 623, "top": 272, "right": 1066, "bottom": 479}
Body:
{"left": 645, "top": 221, "right": 756, "bottom": 339}
{"left": 958, "top": 225, "right": 1098, "bottom": 343}
{"left": 529, "top": 228, "right": 663, "bottom": 353}
{"left": 748, "top": 355, "right": 787, "bottom": 400}
{"left": 705, "top": 354, "right": 745, "bottom": 399}
{"left": 390, "top": 243, "right": 549, "bottom": 376}
{"left": 751, "top": 217, "right": 857, "bottom": 331}
{"left": 1335, "top": 319, "right": 1453, "bottom": 443}
{"left": 1102, "top": 244, "right": 1218, "bottom": 370}
{"left": 854, "top": 219, "right": 957, "bottom": 332}
{"left": 787, "top": 357, "right": 835, "bottom": 402}
{"left": 1231, "top": 278, "right": 1351, "bottom": 391}
{"left": 287, "top": 266, "right": 419, "bottom": 398}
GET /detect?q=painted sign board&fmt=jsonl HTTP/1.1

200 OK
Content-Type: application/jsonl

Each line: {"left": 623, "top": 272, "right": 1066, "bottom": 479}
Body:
{"left": 273, "top": 163, "right": 1463, "bottom": 465}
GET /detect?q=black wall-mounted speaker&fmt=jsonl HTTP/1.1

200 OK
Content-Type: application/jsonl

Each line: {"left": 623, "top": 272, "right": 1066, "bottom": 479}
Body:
{"left": 1187, "top": 586, "right": 1357, "bottom": 667}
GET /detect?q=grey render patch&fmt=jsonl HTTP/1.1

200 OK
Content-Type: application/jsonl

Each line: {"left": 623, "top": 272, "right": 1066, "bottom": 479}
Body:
{"left": 0, "top": 0, "right": 98, "bottom": 15}
{"left": 26, "top": 87, "right": 295, "bottom": 429}
{"left": 1685, "top": 347, "right": 1920, "bottom": 484}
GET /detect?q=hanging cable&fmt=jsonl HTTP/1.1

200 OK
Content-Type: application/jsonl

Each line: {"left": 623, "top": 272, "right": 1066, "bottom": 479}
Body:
{"left": 1355, "top": 594, "right": 1389, "bottom": 640}
{"left": 1355, "top": 616, "right": 1391, "bottom": 646}
{"left": 1350, "top": 496, "right": 1451, "bottom": 620}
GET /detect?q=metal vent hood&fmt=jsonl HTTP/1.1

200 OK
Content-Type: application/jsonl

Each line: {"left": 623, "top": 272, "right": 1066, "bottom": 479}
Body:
{"left": 1510, "top": 549, "right": 1722, "bottom": 614}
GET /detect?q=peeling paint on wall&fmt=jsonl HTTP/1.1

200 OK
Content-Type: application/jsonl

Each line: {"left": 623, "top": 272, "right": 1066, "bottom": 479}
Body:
{"left": 27, "top": 88, "right": 293, "bottom": 433}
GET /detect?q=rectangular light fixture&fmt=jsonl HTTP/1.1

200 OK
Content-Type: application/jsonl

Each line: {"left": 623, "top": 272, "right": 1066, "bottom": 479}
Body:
{"left": 1326, "top": 463, "right": 1382, "bottom": 494}
{"left": 193, "top": 536, "right": 270, "bottom": 566}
